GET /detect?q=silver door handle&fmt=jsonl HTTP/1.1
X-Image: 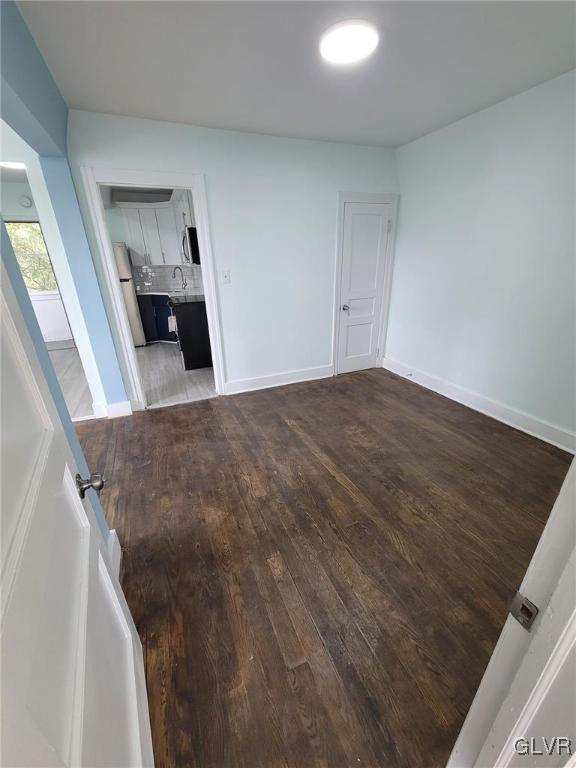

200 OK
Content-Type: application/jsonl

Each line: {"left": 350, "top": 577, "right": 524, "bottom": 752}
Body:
{"left": 342, "top": 304, "right": 350, "bottom": 311}
{"left": 76, "top": 472, "right": 105, "bottom": 499}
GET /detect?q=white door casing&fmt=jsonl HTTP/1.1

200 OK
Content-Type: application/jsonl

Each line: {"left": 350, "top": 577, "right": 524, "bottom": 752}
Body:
{"left": 0, "top": 265, "right": 154, "bottom": 767}
{"left": 79, "top": 167, "right": 226, "bottom": 406}
{"left": 335, "top": 194, "right": 398, "bottom": 375}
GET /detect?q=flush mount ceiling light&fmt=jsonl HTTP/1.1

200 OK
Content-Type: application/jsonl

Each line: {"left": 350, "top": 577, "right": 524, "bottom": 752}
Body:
{"left": 320, "top": 20, "right": 379, "bottom": 65}
{"left": 0, "top": 161, "right": 26, "bottom": 170}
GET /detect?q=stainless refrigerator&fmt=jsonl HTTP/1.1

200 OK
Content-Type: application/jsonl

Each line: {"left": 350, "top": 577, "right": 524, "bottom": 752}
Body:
{"left": 113, "top": 243, "right": 146, "bottom": 348}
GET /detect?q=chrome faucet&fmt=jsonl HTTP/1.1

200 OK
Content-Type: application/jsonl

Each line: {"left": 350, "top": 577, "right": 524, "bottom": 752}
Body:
{"left": 172, "top": 265, "right": 187, "bottom": 290}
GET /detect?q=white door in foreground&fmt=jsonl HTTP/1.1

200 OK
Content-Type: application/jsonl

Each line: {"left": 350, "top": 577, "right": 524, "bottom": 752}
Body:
{"left": 336, "top": 201, "right": 393, "bottom": 374}
{"left": 449, "top": 461, "right": 575, "bottom": 768}
{"left": 0, "top": 267, "right": 153, "bottom": 767}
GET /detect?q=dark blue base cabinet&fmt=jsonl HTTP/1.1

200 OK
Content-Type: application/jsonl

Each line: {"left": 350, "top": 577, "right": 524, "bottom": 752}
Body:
{"left": 173, "top": 301, "right": 212, "bottom": 370}
{"left": 137, "top": 295, "right": 178, "bottom": 343}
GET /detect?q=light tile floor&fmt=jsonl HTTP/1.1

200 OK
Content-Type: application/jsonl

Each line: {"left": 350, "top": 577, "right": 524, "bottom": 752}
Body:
{"left": 136, "top": 343, "right": 216, "bottom": 408}
{"left": 49, "top": 347, "right": 94, "bottom": 420}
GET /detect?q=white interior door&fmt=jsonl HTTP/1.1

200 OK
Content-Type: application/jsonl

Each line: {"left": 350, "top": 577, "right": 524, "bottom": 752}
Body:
{"left": 155, "top": 206, "right": 181, "bottom": 266}
{"left": 0, "top": 267, "right": 153, "bottom": 767}
{"left": 336, "top": 201, "right": 393, "bottom": 374}
{"left": 449, "top": 461, "right": 575, "bottom": 767}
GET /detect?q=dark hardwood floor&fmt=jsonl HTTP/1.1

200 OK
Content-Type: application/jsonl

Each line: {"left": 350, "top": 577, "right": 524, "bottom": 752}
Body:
{"left": 77, "top": 368, "right": 571, "bottom": 768}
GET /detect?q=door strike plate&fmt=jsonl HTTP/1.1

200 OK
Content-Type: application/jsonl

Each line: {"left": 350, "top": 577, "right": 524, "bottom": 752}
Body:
{"left": 509, "top": 591, "right": 539, "bottom": 631}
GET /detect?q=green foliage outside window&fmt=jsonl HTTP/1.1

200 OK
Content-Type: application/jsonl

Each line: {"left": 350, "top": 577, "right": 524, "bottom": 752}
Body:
{"left": 5, "top": 222, "right": 58, "bottom": 291}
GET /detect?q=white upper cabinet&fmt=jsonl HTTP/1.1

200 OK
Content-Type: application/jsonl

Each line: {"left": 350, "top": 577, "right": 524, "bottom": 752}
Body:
{"left": 118, "top": 199, "right": 189, "bottom": 267}
{"left": 156, "top": 207, "right": 181, "bottom": 265}
{"left": 171, "top": 190, "right": 195, "bottom": 263}
{"left": 122, "top": 208, "right": 147, "bottom": 266}
{"left": 139, "top": 208, "right": 164, "bottom": 265}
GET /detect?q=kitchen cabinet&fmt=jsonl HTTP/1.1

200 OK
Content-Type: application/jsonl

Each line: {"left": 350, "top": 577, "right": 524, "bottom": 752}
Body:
{"left": 171, "top": 190, "right": 194, "bottom": 263}
{"left": 119, "top": 197, "right": 191, "bottom": 267}
{"left": 123, "top": 208, "right": 147, "bottom": 266}
{"left": 136, "top": 294, "right": 178, "bottom": 342}
{"left": 136, "top": 295, "right": 158, "bottom": 342}
{"left": 155, "top": 207, "right": 181, "bottom": 266}
{"left": 140, "top": 208, "right": 164, "bottom": 265}
{"left": 172, "top": 300, "right": 212, "bottom": 370}
{"left": 172, "top": 190, "right": 194, "bottom": 229}
{"left": 152, "top": 295, "right": 177, "bottom": 341}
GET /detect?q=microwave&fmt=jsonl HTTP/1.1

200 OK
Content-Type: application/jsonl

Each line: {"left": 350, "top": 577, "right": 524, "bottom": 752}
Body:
{"left": 184, "top": 226, "right": 200, "bottom": 265}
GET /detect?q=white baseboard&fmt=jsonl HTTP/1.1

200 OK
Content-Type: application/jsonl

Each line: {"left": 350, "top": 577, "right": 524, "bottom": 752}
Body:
{"left": 224, "top": 364, "right": 334, "bottom": 396}
{"left": 92, "top": 400, "right": 133, "bottom": 419}
{"left": 107, "top": 529, "right": 122, "bottom": 578}
{"left": 46, "top": 339, "right": 75, "bottom": 350}
{"left": 382, "top": 357, "right": 575, "bottom": 454}
{"left": 71, "top": 413, "right": 99, "bottom": 424}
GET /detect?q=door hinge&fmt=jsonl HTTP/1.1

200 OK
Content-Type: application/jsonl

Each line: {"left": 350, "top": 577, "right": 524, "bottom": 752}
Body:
{"left": 509, "top": 591, "right": 539, "bottom": 631}
{"left": 387, "top": 219, "right": 392, "bottom": 233}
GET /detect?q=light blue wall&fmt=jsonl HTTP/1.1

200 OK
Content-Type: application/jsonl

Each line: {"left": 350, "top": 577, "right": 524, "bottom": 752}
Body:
{"left": 388, "top": 71, "right": 575, "bottom": 433}
{"left": 0, "top": 1, "right": 67, "bottom": 156}
{"left": 40, "top": 157, "right": 127, "bottom": 402}
{"left": 1, "top": 1, "right": 127, "bottom": 408}
{"left": 68, "top": 111, "right": 399, "bottom": 384}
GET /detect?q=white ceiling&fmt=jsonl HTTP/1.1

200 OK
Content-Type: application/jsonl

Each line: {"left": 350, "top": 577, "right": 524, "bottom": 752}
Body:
{"left": 18, "top": 1, "right": 576, "bottom": 147}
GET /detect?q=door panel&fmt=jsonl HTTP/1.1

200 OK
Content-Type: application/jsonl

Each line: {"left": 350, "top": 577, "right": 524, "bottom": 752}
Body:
{"left": 348, "top": 213, "right": 382, "bottom": 292}
{"left": 345, "top": 322, "right": 373, "bottom": 357}
{"left": 12, "top": 468, "right": 87, "bottom": 766}
{"left": 0, "top": 266, "right": 153, "bottom": 767}
{"left": 336, "top": 201, "right": 392, "bottom": 374}
{"left": 82, "top": 554, "right": 139, "bottom": 768}
{"left": 1, "top": 321, "right": 48, "bottom": 563}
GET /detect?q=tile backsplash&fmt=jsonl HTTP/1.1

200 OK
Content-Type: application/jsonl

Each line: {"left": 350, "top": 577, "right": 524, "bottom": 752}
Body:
{"left": 133, "top": 264, "right": 204, "bottom": 295}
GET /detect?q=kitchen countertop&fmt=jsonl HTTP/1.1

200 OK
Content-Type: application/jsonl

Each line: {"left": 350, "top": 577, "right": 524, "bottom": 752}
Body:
{"left": 169, "top": 293, "right": 205, "bottom": 305}
{"left": 136, "top": 291, "right": 205, "bottom": 304}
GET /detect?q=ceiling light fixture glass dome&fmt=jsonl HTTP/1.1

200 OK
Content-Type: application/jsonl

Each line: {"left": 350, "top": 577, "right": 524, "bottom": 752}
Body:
{"left": 320, "top": 20, "right": 379, "bottom": 65}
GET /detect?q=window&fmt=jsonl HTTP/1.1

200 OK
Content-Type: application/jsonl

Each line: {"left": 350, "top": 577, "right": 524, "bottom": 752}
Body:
{"left": 5, "top": 221, "right": 58, "bottom": 292}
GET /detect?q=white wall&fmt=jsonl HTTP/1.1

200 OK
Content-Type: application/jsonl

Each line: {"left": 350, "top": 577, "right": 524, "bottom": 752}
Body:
{"left": 29, "top": 290, "right": 72, "bottom": 343}
{"left": 386, "top": 71, "right": 575, "bottom": 448}
{"left": 67, "top": 111, "right": 398, "bottom": 387}
{"left": 1, "top": 179, "right": 39, "bottom": 220}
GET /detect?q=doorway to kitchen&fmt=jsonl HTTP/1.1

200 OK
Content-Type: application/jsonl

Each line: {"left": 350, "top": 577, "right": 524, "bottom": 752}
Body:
{"left": 82, "top": 168, "right": 224, "bottom": 412}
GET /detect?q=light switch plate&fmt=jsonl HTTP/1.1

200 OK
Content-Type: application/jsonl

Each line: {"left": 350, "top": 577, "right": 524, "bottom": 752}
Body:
{"left": 222, "top": 269, "right": 231, "bottom": 285}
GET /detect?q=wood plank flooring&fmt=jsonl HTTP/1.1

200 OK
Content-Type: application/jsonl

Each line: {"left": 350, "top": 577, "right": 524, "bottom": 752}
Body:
{"left": 76, "top": 369, "right": 571, "bottom": 768}
{"left": 136, "top": 343, "right": 216, "bottom": 408}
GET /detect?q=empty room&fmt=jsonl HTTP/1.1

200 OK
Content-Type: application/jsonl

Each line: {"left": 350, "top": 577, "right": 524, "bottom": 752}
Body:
{"left": 1, "top": 2, "right": 574, "bottom": 767}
